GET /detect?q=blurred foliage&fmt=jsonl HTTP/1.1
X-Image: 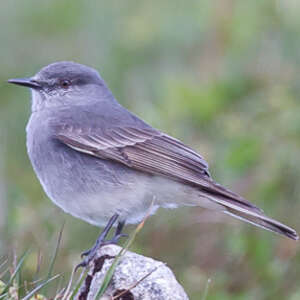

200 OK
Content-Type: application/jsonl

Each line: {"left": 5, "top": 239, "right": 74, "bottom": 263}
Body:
{"left": 0, "top": 0, "right": 300, "bottom": 299}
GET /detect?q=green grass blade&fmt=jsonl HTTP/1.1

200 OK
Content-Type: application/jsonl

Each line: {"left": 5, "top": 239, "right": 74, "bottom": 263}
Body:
{"left": 22, "top": 274, "right": 60, "bottom": 300}
{"left": 68, "top": 267, "right": 90, "bottom": 300}
{"left": 0, "top": 257, "right": 8, "bottom": 272}
{"left": 0, "top": 268, "right": 9, "bottom": 280}
{"left": 47, "top": 222, "right": 65, "bottom": 280}
{"left": 43, "top": 222, "right": 65, "bottom": 295}
{"left": 201, "top": 278, "right": 211, "bottom": 300}
{"left": 0, "top": 250, "right": 30, "bottom": 296}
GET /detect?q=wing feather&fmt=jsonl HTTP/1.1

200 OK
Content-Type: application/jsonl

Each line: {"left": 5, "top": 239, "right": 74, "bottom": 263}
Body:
{"left": 56, "top": 126, "right": 261, "bottom": 213}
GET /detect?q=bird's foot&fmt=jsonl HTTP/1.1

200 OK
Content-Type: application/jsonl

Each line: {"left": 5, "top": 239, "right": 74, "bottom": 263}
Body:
{"left": 80, "top": 233, "right": 128, "bottom": 258}
{"left": 75, "top": 214, "right": 127, "bottom": 271}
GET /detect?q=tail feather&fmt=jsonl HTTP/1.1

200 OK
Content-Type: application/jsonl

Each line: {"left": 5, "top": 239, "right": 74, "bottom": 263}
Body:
{"left": 224, "top": 207, "right": 299, "bottom": 240}
{"left": 203, "top": 190, "right": 299, "bottom": 240}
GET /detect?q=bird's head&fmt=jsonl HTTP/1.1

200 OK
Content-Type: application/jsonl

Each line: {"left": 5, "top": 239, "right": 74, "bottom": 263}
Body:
{"left": 8, "top": 61, "right": 110, "bottom": 111}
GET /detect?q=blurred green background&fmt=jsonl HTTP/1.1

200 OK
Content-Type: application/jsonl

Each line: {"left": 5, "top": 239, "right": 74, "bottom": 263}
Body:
{"left": 1, "top": 0, "right": 300, "bottom": 299}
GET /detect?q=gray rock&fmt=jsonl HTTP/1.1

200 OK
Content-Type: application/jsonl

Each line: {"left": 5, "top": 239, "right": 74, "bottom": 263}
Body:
{"left": 76, "top": 244, "right": 189, "bottom": 300}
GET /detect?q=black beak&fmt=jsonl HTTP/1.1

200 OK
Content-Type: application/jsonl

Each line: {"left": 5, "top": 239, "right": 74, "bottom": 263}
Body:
{"left": 8, "top": 77, "right": 41, "bottom": 89}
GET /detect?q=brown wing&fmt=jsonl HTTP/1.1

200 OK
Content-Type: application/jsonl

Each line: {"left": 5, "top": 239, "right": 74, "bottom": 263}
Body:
{"left": 55, "top": 125, "right": 261, "bottom": 212}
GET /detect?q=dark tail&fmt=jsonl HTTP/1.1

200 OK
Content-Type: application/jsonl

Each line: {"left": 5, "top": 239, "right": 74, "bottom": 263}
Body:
{"left": 224, "top": 206, "right": 298, "bottom": 240}
{"left": 202, "top": 181, "right": 299, "bottom": 240}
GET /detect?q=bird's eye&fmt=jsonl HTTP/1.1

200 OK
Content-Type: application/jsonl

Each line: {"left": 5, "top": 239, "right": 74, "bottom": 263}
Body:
{"left": 60, "top": 79, "right": 71, "bottom": 89}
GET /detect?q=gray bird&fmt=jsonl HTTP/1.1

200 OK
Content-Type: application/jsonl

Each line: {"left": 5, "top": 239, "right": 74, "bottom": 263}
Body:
{"left": 8, "top": 61, "right": 298, "bottom": 265}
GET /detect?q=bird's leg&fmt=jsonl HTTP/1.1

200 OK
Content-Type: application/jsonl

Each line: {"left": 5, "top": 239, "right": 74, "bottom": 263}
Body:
{"left": 76, "top": 213, "right": 120, "bottom": 270}
{"left": 116, "top": 220, "right": 125, "bottom": 236}
{"left": 107, "top": 220, "right": 128, "bottom": 244}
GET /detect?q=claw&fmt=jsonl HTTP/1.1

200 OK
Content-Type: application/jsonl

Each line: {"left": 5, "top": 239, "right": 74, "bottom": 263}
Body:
{"left": 109, "top": 233, "right": 129, "bottom": 244}
{"left": 75, "top": 260, "right": 88, "bottom": 272}
{"left": 81, "top": 249, "right": 91, "bottom": 258}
